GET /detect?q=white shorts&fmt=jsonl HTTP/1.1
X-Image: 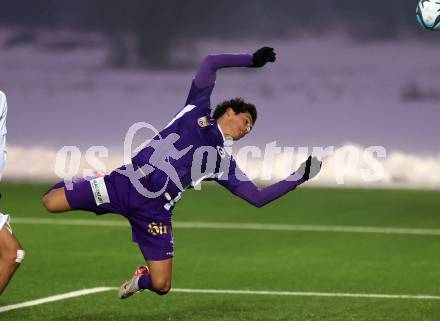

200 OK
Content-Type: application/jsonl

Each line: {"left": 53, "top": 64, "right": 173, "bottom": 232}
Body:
{"left": 0, "top": 213, "right": 11, "bottom": 231}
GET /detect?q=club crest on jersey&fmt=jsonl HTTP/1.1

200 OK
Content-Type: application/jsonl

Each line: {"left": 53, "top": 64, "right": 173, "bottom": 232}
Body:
{"left": 217, "top": 146, "right": 226, "bottom": 158}
{"left": 197, "top": 116, "right": 209, "bottom": 127}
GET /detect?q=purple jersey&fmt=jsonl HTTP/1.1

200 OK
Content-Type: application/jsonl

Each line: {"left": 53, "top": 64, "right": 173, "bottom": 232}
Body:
{"left": 130, "top": 54, "right": 305, "bottom": 212}
{"left": 46, "top": 53, "right": 307, "bottom": 261}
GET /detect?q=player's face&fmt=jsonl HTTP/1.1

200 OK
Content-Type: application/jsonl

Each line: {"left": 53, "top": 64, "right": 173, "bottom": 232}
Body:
{"left": 230, "top": 111, "right": 253, "bottom": 141}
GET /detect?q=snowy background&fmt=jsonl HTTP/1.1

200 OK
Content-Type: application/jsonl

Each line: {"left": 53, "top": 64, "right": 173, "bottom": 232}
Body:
{"left": 0, "top": 1, "right": 439, "bottom": 188}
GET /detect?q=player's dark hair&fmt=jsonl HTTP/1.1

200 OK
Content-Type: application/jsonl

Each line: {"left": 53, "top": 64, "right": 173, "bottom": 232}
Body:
{"left": 213, "top": 97, "right": 257, "bottom": 124}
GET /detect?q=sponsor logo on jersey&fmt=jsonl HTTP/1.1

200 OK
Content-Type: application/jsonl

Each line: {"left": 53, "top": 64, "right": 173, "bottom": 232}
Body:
{"left": 90, "top": 177, "right": 110, "bottom": 205}
{"left": 197, "top": 116, "right": 209, "bottom": 127}
{"left": 147, "top": 222, "right": 169, "bottom": 236}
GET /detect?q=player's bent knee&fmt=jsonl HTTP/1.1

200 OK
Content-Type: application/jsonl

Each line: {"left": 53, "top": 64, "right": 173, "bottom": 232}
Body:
{"left": 42, "top": 194, "right": 58, "bottom": 212}
{"left": 152, "top": 279, "right": 171, "bottom": 295}
{"left": 155, "top": 288, "right": 170, "bottom": 296}
{"left": 154, "top": 284, "right": 171, "bottom": 295}
{"left": 42, "top": 194, "right": 56, "bottom": 212}
{"left": 42, "top": 191, "right": 67, "bottom": 213}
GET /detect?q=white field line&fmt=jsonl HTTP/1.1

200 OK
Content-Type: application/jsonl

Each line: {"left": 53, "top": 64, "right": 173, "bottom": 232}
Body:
{"left": 0, "top": 287, "right": 114, "bottom": 313}
{"left": 2, "top": 287, "right": 440, "bottom": 313}
{"left": 12, "top": 217, "right": 440, "bottom": 236}
{"left": 172, "top": 288, "right": 440, "bottom": 300}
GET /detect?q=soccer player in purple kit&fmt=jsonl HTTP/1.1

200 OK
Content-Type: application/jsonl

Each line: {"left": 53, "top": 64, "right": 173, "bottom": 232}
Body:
{"left": 42, "top": 47, "right": 322, "bottom": 299}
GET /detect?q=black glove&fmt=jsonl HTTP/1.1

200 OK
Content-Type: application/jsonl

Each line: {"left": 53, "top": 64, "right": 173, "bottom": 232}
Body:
{"left": 296, "top": 156, "right": 322, "bottom": 181}
{"left": 249, "top": 47, "right": 276, "bottom": 68}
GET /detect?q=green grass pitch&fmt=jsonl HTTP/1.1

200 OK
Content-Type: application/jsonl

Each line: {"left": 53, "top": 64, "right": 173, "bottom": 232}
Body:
{"left": 0, "top": 182, "right": 440, "bottom": 321}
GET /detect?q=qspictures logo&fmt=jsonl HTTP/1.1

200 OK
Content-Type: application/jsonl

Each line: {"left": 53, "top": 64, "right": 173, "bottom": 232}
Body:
{"left": 55, "top": 121, "right": 388, "bottom": 198}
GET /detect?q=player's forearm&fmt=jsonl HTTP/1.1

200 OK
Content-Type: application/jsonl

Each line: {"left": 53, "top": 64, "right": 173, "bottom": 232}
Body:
{"left": 194, "top": 54, "right": 253, "bottom": 88}
{"left": 234, "top": 175, "right": 305, "bottom": 208}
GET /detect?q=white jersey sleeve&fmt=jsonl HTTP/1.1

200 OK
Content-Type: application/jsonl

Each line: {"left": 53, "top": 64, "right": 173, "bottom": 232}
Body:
{"left": 0, "top": 91, "right": 7, "bottom": 135}
{"left": 0, "top": 91, "right": 7, "bottom": 178}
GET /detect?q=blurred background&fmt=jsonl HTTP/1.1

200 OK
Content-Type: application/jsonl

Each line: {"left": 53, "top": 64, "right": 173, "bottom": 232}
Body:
{"left": 0, "top": 0, "right": 439, "bottom": 188}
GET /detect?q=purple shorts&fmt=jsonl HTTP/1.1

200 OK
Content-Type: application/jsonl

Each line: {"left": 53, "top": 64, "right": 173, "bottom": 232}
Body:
{"left": 47, "top": 167, "right": 174, "bottom": 261}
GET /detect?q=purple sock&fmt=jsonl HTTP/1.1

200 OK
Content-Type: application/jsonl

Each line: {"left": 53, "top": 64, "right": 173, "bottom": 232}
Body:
{"left": 138, "top": 274, "right": 154, "bottom": 291}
